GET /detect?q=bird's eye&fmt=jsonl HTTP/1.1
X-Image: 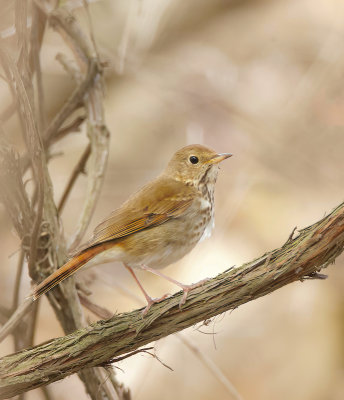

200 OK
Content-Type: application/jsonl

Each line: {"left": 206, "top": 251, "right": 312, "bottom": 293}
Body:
{"left": 189, "top": 155, "right": 199, "bottom": 164}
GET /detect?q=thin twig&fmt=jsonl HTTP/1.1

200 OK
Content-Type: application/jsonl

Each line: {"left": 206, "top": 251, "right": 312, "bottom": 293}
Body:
{"left": 92, "top": 368, "right": 117, "bottom": 400}
{"left": 69, "top": 94, "right": 109, "bottom": 250}
{"left": 0, "top": 38, "right": 46, "bottom": 284}
{"left": 82, "top": 0, "right": 100, "bottom": 59}
{"left": 57, "top": 143, "right": 91, "bottom": 213}
{"left": 27, "top": 299, "right": 40, "bottom": 346}
{"left": 56, "top": 52, "right": 82, "bottom": 82}
{"left": 20, "top": 111, "right": 86, "bottom": 171}
{"left": 284, "top": 226, "right": 298, "bottom": 246}
{"left": 177, "top": 334, "right": 243, "bottom": 400}
{"left": 28, "top": 182, "right": 44, "bottom": 277}
{"left": 49, "top": 7, "right": 96, "bottom": 64}
{"left": 104, "top": 347, "right": 155, "bottom": 366}
{"left": 78, "top": 293, "right": 113, "bottom": 320}
{"left": 52, "top": 115, "right": 86, "bottom": 144}
{"left": 103, "top": 368, "right": 131, "bottom": 400}
{"left": 30, "top": 3, "right": 47, "bottom": 132}
{"left": 12, "top": 251, "right": 25, "bottom": 312}
{"left": 44, "top": 59, "right": 98, "bottom": 153}
{"left": 0, "top": 297, "right": 34, "bottom": 343}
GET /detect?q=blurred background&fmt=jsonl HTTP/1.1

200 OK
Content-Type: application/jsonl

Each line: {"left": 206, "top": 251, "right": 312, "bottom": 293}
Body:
{"left": 1, "top": 0, "right": 344, "bottom": 399}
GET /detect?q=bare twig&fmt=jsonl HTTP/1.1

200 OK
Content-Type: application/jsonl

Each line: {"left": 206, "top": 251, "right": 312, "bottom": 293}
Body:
{"left": 2, "top": 50, "right": 45, "bottom": 280}
{"left": 27, "top": 300, "right": 40, "bottom": 346}
{"left": 20, "top": 111, "right": 86, "bottom": 172}
{"left": 0, "top": 298, "right": 34, "bottom": 344}
{"left": 0, "top": 201, "right": 343, "bottom": 398}
{"left": 284, "top": 226, "right": 298, "bottom": 246}
{"left": 69, "top": 89, "right": 109, "bottom": 249}
{"left": 30, "top": 3, "right": 47, "bottom": 132}
{"left": 177, "top": 334, "right": 243, "bottom": 400}
{"left": 104, "top": 347, "right": 155, "bottom": 366}
{"left": 137, "top": 349, "right": 174, "bottom": 372}
{"left": 78, "top": 293, "right": 113, "bottom": 320}
{"left": 57, "top": 143, "right": 91, "bottom": 213}
{"left": 49, "top": 7, "right": 95, "bottom": 64}
{"left": 51, "top": 115, "right": 86, "bottom": 143}
{"left": 103, "top": 368, "right": 131, "bottom": 400}
{"left": 56, "top": 52, "right": 82, "bottom": 82}
{"left": 82, "top": 0, "right": 100, "bottom": 59}
{"left": 44, "top": 59, "right": 98, "bottom": 151}
{"left": 0, "top": 144, "right": 33, "bottom": 242}
{"left": 93, "top": 368, "right": 117, "bottom": 400}
{"left": 12, "top": 251, "right": 25, "bottom": 312}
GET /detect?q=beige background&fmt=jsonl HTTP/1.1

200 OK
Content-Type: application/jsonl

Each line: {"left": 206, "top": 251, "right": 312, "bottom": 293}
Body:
{"left": 0, "top": 0, "right": 344, "bottom": 399}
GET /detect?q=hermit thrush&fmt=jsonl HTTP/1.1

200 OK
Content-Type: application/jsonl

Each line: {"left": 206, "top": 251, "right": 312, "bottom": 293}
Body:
{"left": 32, "top": 144, "right": 232, "bottom": 314}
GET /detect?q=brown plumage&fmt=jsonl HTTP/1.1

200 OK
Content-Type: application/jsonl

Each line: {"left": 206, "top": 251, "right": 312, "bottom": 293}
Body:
{"left": 32, "top": 144, "right": 232, "bottom": 314}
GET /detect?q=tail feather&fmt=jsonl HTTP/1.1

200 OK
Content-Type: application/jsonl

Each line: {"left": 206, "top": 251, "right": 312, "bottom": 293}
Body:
{"left": 32, "top": 246, "right": 100, "bottom": 300}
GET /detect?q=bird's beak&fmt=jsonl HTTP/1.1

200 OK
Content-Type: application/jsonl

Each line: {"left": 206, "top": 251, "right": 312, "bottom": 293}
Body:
{"left": 206, "top": 153, "right": 233, "bottom": 164}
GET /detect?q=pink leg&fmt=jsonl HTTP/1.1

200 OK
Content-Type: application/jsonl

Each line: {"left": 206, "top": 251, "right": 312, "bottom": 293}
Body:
{"left": 139, "top": 265, "right": 209, "bottom": 308}
{"left": 124, "top": 264, "right": 169, "bottom": 315}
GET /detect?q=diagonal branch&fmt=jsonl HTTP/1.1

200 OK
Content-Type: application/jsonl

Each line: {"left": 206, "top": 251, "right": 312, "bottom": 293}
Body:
{"left": 1, "top": 201, "right": 343, "bottom": 399}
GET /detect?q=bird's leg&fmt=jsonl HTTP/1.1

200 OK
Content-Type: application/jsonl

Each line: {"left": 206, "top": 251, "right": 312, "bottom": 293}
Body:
{"left": 124, "top": 264, "right": 169, "bottom": 315}
{"left": 139, "top": 265, "right": 209, "bottom": 308}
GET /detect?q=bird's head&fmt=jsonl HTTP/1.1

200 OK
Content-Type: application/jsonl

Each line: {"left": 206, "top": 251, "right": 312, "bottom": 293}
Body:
{"left": 163, "top": 144, "right": 232, "bottom": 186}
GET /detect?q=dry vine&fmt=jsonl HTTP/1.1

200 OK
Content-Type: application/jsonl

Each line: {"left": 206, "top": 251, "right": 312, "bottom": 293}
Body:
{"left": 0, "top": 2, "right": 123, "bottom": 399}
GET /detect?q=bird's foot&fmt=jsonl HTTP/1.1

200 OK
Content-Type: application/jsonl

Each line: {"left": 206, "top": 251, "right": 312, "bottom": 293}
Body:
{"left": 179, "top": 278, "right": 209, "bottom": 309}
{"left": 142, "top": 293, "right": 170, "bottom": 316}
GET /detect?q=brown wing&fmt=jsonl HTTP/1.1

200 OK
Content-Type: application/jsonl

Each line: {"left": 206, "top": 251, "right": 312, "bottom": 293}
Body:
{"left": 84, "top": 176, "right": 196, "bottom": 248}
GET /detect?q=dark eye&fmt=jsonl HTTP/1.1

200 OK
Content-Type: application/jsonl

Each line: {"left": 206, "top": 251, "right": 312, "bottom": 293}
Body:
{"left": 189, "top": 155, "right": 199, "bottom": 164}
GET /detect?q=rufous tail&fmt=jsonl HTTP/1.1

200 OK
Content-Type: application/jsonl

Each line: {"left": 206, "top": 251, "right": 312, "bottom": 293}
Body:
{"left": 31, "top": 246, "right": 102, "bottom": 300}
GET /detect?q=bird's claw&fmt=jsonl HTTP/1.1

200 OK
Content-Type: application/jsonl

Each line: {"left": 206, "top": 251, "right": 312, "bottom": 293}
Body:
{"left": 142, "top": 293, "right": 170, "bottom": 316}
{"left": 178, "top": 278, "right": 210, "bottom": 309}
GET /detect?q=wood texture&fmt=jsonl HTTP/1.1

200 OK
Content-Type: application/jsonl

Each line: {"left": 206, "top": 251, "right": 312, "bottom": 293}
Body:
{"left": 0, "top": 201, "right": 343, "bottom": 399}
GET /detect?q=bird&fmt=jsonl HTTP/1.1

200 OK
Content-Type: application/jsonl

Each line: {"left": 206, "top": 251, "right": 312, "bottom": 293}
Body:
{"left": 32, "top": 144, "right": 232, "bottom": 315}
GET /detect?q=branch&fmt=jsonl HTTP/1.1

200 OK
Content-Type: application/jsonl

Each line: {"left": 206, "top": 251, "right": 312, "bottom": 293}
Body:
{"left": 0, "top": 4, "right": 112, "bottom": 398}
{"left": 1, "top": 201, "right": 343, "bottom": 399}
{"left": 50, "top": 7, "right": 110, "bottom": 250}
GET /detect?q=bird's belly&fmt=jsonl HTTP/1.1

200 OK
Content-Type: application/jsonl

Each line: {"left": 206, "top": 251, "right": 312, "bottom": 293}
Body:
{"left": 117, "top": 209, "right": 212, "bottom": 269}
